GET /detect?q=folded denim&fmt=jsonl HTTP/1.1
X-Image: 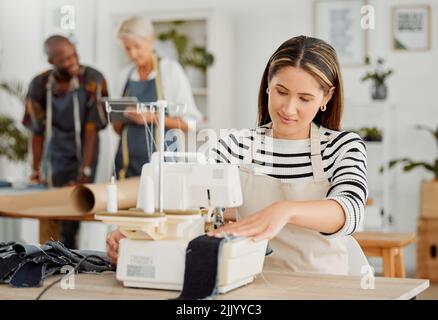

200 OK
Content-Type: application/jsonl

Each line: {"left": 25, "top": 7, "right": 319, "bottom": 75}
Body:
{"left": 0, "top": 240, "right": 114, "bottom": 287}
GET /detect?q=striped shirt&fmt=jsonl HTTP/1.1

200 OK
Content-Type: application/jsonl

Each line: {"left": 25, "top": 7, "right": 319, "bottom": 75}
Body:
{"left": 209, "top": 123, "right": 368, "bottom": 237}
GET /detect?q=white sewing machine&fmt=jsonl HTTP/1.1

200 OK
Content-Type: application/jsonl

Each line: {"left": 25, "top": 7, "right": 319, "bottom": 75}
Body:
{"left": 95, "top": 100, "right": 267, "bottom": 293}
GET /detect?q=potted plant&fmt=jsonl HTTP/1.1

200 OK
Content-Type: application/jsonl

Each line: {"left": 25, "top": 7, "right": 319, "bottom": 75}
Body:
{"left": 0, "top": 81, "right": 29, "bottom": 163}
{"left": 158, "top": 21, "right": 214, "bottom": 88}
{"left": 361, "top": 57, "right": 394, "bottom": 100}
{"left": 157, "top": 21, "right": 189, "bottom": 65}
{"left": 383, "top": 125, "right": 438, "bottom": 218}
{"left": 183, "top": 45, "right": 214, "bottom": 88}
{"left": 357, "top": 126, "right": 383, "bottom": 142}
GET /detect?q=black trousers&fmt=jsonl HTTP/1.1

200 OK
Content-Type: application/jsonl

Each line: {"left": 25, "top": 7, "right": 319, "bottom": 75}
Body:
{"left": 60, "top": 221, "right": 80, "bottom": 249}
{"left": 52, "top": 158, "right": 98, "bottom": 250}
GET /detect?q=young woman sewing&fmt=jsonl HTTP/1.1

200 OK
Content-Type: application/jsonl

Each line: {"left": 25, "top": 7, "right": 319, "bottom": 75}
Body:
{"left": 208, "top": 36, "right": 368, "bottom": 275}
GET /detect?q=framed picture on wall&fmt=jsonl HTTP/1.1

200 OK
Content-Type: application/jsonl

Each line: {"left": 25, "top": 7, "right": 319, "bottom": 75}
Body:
{"left": 392, "top": 5, "right": 431, "bottom": 51}
{"left": 313, "top": 0, "right": 368, "bottom": 66}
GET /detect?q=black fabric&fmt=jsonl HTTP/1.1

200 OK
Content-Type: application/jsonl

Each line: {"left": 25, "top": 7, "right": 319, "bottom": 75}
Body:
{"left": 177, "top": 235, "right": 225, "bottom": 300}
{"left": 0, "top": 240, "right": 114, "bottom": 288}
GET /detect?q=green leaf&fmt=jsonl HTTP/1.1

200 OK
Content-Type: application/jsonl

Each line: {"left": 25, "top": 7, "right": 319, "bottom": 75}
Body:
{"left": 360, "top": 57, "right": 393, "bottom": 85}
{"left": 0, "top": 81, "right": 26, "bottom": 104}
{"left": 416, "top": 124, "right": 438, "bottom": 142}
{"left": 402, "top": 162, "right": 434, "bottom": 173}
{"left": 156, "top": 22, "right": 215, "bottom": 72}
{"left": 0, "top": 81, "right": 29, "bottom": 161}
{"left": 0, "top": 116, "right": 29, "bottom": 162}
{"left": 364, "top": 56, "right": 370, "bottom": 65}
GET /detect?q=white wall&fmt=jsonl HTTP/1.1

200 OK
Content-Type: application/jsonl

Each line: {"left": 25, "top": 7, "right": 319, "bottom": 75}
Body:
{"left": 0, "top": 0, "right": 437, "bottom": 274}
{"left": 0, "top": 0, "right": 44, "bottom": 243}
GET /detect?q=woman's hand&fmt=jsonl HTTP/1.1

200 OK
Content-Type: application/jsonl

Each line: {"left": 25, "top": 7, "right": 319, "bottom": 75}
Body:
{"left": 207, "top": 201, "right": 293, "bottom": 242}
{"left": 106, "top": 229, "right": 126, "bottom": 265}
{"left": 124, "top": 107, "right": 156, "bottom": 125}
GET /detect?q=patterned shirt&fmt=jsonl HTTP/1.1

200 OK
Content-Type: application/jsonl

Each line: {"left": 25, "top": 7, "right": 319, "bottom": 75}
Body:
{"left": 22, "top": 66, "right": 109, "bottom": 134}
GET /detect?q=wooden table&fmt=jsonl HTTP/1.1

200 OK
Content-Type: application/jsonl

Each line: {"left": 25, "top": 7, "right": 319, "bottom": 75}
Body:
{"left": 0, "top": 187, "right": 95, "bottom": 244}
{"left": 353, "top": 232, "right": 416, "bottom": 278}
{"left": 0, "top": 211, "right": 95, "bottom": 244}
{"left": 0, "top": 271, "right": 429, "bottom": 300}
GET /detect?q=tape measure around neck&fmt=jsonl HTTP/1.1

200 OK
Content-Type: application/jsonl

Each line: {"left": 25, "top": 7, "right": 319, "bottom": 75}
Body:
{"left": 44, "top": 72, "right": 82, "bottom": 186}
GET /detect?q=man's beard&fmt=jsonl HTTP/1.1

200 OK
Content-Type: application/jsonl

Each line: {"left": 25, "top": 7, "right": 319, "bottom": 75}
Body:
{"left": 54, "top": 67, "right": 72, "bottom": 79}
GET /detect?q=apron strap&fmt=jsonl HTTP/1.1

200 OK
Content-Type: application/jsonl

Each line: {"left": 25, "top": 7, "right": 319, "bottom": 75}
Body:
{"left": 122, "top": 66, "right": 136, "bottom": 97}
{"left": 119, "top": 66, "right": 136, "bottom": 180}
{"left": 71, "top": 77, "right": 82, "bottom": 168}
{"left": 120, "top": 54, "right": 164, "bottom": 178}
{"left": 43, "top": 72, "right": 83, "bottom": 186}
{"left": 119, "top": 126, "right": 129, "bottom": 180}
{"left": 153, "top": 54, "right": 164, "bottom": 100}
{"left": 152, "top": 53, "right": 164, "bottom": 147}
{"left": 44, "top": 73, "right": 54, "bottom": 187}
{"left": 310, "top": 122, "right": 325, "bottom": 181}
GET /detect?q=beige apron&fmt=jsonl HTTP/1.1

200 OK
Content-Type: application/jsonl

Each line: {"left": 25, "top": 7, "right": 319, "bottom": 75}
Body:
{"left": 238, "top": 122, "right": 348, "bottom": 275}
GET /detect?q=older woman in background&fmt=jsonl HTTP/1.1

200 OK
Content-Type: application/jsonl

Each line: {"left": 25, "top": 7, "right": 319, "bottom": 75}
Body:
{"left": 114, "top": 16, "right": 203, "bottom": 179}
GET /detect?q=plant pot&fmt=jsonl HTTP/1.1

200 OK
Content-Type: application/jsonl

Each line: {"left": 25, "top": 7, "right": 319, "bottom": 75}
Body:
{"left": 185, "top": 65, "right": 206, "bottom": 89}
{"left": 363, "top": 136, "right": 382, "bottom": 142}
{"left": 417, "top": 218, "right": 438, "bottom": 282}
{"left": 370, "top": 82, "right": 387, "bottom": 100}
{"left": 420, "top": 180, "right": 438, "bottom": 219}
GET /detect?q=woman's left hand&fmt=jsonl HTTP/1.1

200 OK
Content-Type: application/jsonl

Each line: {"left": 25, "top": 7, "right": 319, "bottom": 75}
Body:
{"left": 207, "top": 201, "right": 292, "bottom": 242}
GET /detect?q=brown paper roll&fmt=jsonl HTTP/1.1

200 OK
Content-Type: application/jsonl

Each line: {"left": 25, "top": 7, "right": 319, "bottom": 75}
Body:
{"left": 71, "top": 177, "right": 140, "bottom": 214}
{"left": 0, "top": 186, "right": 77, "bottom": 217}
{"left": 0, "top": 177, "right": 140, "bottom": 217}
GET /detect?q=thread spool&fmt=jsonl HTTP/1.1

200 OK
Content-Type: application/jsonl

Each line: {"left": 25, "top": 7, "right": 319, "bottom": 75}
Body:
{"left": 143, "top": 175, "right": 155, "bottom": 214}
{"left": 106, "top": 176, "right": 118, "bottom": 213}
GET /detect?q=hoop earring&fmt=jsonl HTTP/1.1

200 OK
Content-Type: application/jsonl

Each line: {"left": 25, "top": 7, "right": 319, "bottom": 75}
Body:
{"left": 266, "top": 87, "right": 270, "bottom": 94}
{"left": 320, "top": 105, "right": 327, "bottom": 112}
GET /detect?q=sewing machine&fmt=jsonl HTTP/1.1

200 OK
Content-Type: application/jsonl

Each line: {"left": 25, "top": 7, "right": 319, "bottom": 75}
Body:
{"left": 95, "top": 100, "right": 267, "bottom": 293}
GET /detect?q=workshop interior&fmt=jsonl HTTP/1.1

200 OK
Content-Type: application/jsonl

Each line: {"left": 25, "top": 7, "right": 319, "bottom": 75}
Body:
{"left": 0, "top": 0, "right": 437, "bottom": 301}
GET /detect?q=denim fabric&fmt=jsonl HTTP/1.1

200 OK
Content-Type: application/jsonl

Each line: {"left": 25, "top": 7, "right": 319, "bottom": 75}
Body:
{"left": 12, "top": 243, "right": 52, "bottom": 257}
{"left": 177, "top": 235, "right": 226, "bottom": 300}
{"left": 10, "top": 261, "right": 45, "bottom": 287}
{"left": 0, "top": 254, "right": 22, "bottom": 283}
{"left": 0, "top": 240, "right": 114, "bottom": 287}
{"left": 0, "top": 242, "right": 15, "bottom": 256}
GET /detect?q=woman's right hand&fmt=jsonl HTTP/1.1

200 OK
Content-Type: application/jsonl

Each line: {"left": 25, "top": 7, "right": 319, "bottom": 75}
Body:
{"left": 106, "top": 229, "right": 126, "bottom": 265}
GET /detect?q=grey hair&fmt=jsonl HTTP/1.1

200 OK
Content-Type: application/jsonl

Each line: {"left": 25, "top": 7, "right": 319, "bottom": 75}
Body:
{"left": 117, "top": 16, "right": 154, "bottom": 40}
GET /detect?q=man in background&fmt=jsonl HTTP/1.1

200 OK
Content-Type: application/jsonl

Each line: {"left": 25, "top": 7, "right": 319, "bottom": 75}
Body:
{"left": 22, "top": 35, "right": 109, "bottom": 248}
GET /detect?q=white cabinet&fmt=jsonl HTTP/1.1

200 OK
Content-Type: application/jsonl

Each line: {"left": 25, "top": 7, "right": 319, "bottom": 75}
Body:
{"left": 342, "top": 101, "right": 396, "bottom": 231}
